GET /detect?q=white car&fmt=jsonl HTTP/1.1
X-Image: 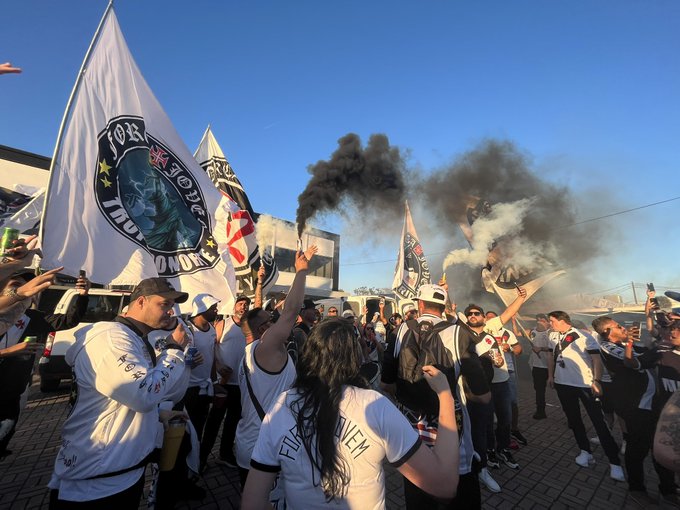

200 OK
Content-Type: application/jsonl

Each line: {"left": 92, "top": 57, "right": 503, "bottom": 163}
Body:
{"left": 37, "top": 286, "right": 131, "bottom": 391}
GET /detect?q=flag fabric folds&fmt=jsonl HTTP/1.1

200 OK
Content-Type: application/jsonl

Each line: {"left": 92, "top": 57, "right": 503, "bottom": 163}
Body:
{"left": 39, "top": 6, "right": 235, "bottom": 313}
{"left": 194, "top": 127, "right": 279, "bottom": 299}
{"left": 392, "top": 201, "right": 431, "bottom": 299}
{"left": 459, "top": 195, "right": 564, "bottom": 304}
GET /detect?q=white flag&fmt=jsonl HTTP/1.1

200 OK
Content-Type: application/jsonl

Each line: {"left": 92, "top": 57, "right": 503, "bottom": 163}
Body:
{"left": 39, "top": 6, "right": 236, "bottom": 313}
{"left": 392, "top": 201, "right": 431, "bottom": 299}
{"left": 1, "top": 189, "right": 44, "bottom": 234}
{"left": 194, "top": 127, "right": 279, "bottom": 298}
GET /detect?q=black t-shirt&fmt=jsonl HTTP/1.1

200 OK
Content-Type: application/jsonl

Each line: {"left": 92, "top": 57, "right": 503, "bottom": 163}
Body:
{"left": 598, "top": 339, "right": 660, "bottom": 412}
{"left": 656, "top": 343, "right": 680, "bottom": 407}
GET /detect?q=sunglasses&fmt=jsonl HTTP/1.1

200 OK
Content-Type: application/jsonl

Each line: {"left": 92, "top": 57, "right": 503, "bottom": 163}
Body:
{"left": 467, "top": 311, "right": 483, "bottom": 317}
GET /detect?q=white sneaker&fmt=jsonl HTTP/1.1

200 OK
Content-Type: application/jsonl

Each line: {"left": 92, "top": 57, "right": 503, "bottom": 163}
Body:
{"left": 479, "top": 467, "right": 501, "bottom": 493}
{"left": 620, "top": 440, "right": 626, "bottom": 455}
{"left": 589, "top": 436, "right": 601, "bottom": 445}
{"left": 610, "top": 464, "right": 625, "bottom": 482}
{"left": 575, "top": 450, "right": 595, "bottom": 467}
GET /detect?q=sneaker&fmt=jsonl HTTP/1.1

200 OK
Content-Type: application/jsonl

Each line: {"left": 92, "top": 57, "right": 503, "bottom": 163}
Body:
{"left": 511, "top": 429, "right": 528, "bottom": 446}
{"left": 575, "top": 450, "right": 595, "bottom": 467}
{"left": 589, "top": 436, "right": 601, "bottom": 446}
{"left": 610, "top": 464, "right": 625, "bottom": 482}
{"left": 486, "top": 449, "right": 501, "bottom": 469}
{"left": 215, "top": 454, "right": 237, "bottom": 468}
{"left": 498, "top": 448, "right": 520, "bottom": 469}
{"left": 479, "top": 467, "right": 501, "bottom": 493}
{"left": 620, "top": 440, "right": 627, "bottom": 455}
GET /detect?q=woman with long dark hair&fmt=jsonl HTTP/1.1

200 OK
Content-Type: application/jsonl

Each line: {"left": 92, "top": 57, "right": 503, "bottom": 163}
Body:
{"left": 242, "top": 318, "right": 459, "bottom": 509}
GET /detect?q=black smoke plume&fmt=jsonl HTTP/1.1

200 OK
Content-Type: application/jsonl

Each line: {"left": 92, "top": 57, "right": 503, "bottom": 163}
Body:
{"left": 296, "top": 133, "right": 406, "bottom": 237}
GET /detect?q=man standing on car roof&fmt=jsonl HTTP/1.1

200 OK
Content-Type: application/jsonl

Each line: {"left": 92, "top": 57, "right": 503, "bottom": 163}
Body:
{"left": 0, "top": 268, "right": 90, "bottom": 458}
{"left": 48, "top": 277, "right": 190, "bottom": 508}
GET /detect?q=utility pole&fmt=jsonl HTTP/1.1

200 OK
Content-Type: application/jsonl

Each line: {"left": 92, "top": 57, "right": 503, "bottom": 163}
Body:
{"left": 632, "top": 282, "right": 638, "bottom": 305}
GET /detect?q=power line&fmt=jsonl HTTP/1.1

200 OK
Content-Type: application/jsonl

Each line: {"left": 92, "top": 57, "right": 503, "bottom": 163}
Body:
{"left": 340, "top": 195, "right": 680, "bottom": 267}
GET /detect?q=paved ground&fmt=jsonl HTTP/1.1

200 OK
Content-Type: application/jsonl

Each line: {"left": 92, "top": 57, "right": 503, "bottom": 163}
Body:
{"left": 0, "top": 359, "right": 677, "bottom": 509}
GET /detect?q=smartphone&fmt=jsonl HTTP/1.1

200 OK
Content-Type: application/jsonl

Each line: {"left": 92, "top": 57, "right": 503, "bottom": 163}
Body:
{"left": 79, "top": 270, "right": 86, "bottom": 278}
{"left": 647, "top": 283, "right": 655, "bottom": 292}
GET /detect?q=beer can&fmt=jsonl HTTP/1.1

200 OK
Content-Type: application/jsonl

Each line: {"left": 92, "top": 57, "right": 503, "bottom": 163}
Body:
{"left": 1, "top": 227, "right": 19, "bottom": 255}
{"left": 24, "top": 336, "right": 37, "bottom": 343}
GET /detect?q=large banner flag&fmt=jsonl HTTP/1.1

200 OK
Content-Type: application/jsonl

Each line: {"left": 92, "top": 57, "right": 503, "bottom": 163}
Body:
{"left": 194, "top": 126, "right": 278, "bottom": 298}
{"left": 459, "top": 195, "right": 564, "bottom": 305}
{"left": 39, "top": 5, "right": 236, "bottom": 312}
{"left": 392, "top": 201, "right": 431, "bottom": 299}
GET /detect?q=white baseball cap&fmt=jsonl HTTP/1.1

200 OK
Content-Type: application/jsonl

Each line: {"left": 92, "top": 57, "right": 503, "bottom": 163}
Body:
{"left": 342, "top": 310, "right": 355, "bottom": 319}
{"left": 413, "top": 284, "right": 447, "bottom": 306}
{"left": 191, "top": 293, "right": 220, "bottom": 316}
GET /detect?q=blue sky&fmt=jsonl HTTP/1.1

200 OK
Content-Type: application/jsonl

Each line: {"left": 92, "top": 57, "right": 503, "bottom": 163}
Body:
{"left": 2, "top": 1, "right": 679, "bottom": 300}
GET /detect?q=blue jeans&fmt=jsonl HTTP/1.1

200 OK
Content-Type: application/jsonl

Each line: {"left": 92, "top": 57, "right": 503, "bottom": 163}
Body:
{"left": 487, "top": 380, "right": 512, "bottom": 451}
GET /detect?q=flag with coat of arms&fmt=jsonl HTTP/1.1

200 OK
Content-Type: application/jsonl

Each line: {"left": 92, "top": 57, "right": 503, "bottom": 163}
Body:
{"left": 39, "top": 5, "right": 236, "bottom": 313}
{"left": 392, "top": 200, "right": 431, "bottom": 299}
{"left": 194, "top": 127, "right": 279, "bottom": 299}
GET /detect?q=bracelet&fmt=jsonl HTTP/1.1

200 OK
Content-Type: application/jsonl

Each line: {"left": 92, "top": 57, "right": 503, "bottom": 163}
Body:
{"left": 2, "top": 287, "right": 20, "bottom": 303}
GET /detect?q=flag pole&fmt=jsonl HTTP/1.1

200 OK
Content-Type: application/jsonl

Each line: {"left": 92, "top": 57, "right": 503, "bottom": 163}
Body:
{"left": 39, "top": 1, "right": 114, "bottom": 247}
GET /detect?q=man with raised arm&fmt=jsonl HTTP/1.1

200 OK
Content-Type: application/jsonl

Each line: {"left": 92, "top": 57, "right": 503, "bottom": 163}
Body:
{"left": 235, "top": 246, "right": 317, "bottom": 491}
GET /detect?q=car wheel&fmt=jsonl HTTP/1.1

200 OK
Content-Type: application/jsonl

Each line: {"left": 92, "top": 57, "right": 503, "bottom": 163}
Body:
{"left": 40, "top": 377, "right": 61, "bottom": 392}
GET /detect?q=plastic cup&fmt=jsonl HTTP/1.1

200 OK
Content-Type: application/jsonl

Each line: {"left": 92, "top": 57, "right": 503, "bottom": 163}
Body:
{"left": 159, "top": 418, "right": 185, "bottom": 471}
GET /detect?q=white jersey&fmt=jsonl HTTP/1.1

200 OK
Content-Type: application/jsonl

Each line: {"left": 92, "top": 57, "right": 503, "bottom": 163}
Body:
{"left": 187, "top": 322, "right": 216, "bottom": 394}
{"left": 215, "top": 317, "right": 245, "bottom": 386}
{"left": 529, "top": 329, "right": 551, "bottom": 369}
{"left": 251, "top": 386, "right": 420, "bottom": 510}
{"left": 235, "top": 340, "right": 297, "bottom": 469}
{"left": 49, "top": 321, "right": 187, "bottom": 501}
{"left": 549, "top": 327, "right": 600, "bottom": 387}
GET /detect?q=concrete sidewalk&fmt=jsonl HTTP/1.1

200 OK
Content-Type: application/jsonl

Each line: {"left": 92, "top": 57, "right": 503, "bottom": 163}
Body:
{"left": 0, "top": 366, "right": 672, "bottom": 509}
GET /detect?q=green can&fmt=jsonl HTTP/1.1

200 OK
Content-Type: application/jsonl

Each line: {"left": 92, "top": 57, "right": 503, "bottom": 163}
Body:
{"left": 24, "top": 336, "right": 37, "bottom": 343}
{"left": 1, "top": 227, "right": 19, "bottom": 255}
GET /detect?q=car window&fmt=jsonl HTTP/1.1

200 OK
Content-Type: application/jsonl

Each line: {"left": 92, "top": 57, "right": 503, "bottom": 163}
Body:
{"left": 82, "top": 295, "right": 125, "bottom": 323}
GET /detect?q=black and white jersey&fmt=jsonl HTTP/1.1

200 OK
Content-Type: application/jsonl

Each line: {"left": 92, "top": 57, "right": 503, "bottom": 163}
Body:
{"left": 656, "top": 344, "right": 680, "bottom": 407}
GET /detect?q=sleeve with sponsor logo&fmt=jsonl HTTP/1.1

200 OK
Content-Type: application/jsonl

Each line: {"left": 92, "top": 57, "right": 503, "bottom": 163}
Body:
{"left": 474, "top": 334, "right": 494, "bottom": 357}
{"left": 89, "top": 328, "right": 187, "bottom": 413}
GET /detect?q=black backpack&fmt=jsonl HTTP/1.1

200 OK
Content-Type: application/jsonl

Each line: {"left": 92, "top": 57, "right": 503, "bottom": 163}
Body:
{"left": 396, "top": 319, "right": 455, "bottom": 416}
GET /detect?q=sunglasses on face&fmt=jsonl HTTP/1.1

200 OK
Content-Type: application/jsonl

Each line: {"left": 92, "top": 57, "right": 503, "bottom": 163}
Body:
{"left": 467, "top": 311, "right": 483, "bottom": 317}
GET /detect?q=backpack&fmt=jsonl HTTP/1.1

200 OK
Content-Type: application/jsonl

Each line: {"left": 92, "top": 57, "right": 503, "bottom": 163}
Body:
{"left": 396, "top": 319, "right": 455, "bottom": 416}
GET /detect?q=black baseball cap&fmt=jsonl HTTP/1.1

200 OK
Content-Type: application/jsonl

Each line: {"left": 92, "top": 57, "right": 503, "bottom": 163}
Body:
{"left": 235, "top": 294, "right": 251, "bottom": 304}
{"left": 129, "top": 277, "right": 188, "bottom": 303}
{"left": 464, "top": 304, "right": 484, "bottom": 316}
{"left": 301, "top": 299, "right": 316, "bottom": 311}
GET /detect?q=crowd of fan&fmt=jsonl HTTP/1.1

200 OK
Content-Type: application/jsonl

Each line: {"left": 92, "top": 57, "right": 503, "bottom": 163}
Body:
{"left": 0, "top": 240, "right": 679, "bottom": 509}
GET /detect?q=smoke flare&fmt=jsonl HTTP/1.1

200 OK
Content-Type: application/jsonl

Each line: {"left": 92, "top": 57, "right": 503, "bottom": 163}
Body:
{"left": 295, "top": 133, "right": 406, "bottom": 237}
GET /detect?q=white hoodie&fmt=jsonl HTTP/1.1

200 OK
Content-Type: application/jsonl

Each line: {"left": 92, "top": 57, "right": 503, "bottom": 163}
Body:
{"left": 49, "top": 321, "right": 187, "bottom": 501}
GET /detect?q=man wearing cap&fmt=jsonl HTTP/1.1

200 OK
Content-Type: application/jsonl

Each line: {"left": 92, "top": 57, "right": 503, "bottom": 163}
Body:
{"left": 0, "top": 268, "right": 89, "bottom": 458}
{"left": 382, "top": 283, "right": 490, "bottom": 509}
{"left": 184, "top": 294, "right": 219, "bottom": 440}
{"left": 48, "top": 277, "right": 190, "bottom": 507}
{"left": 200, "top": 293, "right": 251, "bottom": 469}
{"left": 289, "top": 298, "right": 316, "bottom": 364}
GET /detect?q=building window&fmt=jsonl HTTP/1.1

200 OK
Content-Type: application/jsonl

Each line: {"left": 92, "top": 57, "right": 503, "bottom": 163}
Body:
{"left": 274, "top": 247, "right": 333, "bottom": 279}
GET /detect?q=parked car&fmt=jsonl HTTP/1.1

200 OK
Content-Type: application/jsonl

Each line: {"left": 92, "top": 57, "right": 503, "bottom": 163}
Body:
{"left": 37, "top": 286, "right": 131, "bottom": 391}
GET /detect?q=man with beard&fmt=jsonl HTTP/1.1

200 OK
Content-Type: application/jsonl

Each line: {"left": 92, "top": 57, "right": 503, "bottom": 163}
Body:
{"left": 48, "top": 277, "right": 190, "bottom": 508}
{"left": 200, "top": 294, "right": 251, "bottom": 470}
